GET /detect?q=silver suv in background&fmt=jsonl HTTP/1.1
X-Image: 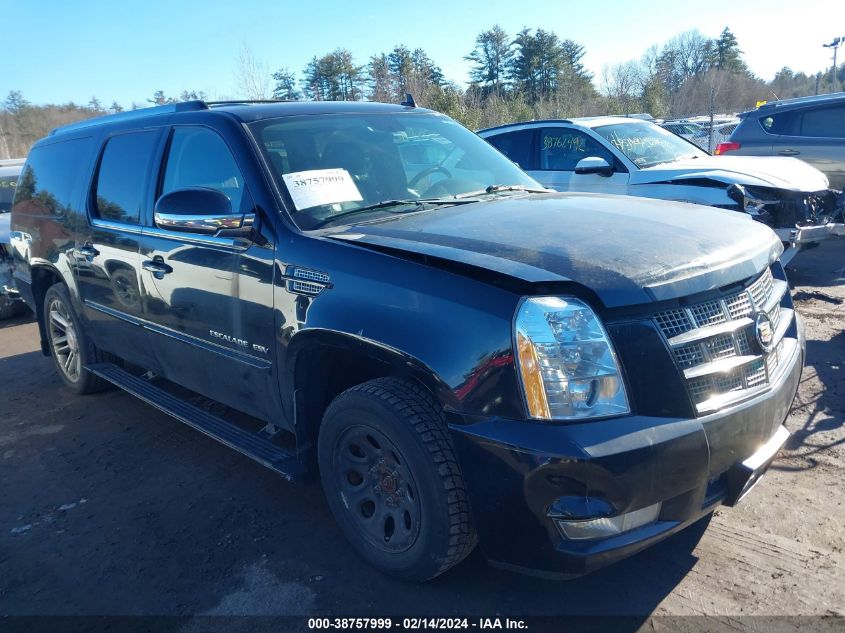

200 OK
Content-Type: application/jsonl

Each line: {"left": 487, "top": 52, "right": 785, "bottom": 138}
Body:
{"left": 717, "top": 93, "right": 845, "bottom": 191}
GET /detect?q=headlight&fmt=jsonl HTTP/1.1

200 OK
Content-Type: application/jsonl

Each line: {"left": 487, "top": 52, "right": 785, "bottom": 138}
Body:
{"left": 514, "top": 296, "right": 630, "bottom": 420}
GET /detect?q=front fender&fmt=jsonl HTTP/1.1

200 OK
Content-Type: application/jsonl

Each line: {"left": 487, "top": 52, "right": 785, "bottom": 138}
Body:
{"left": 280, "top": 242, "right": 526, "bottom": 422}
{"left": 286, "top": 328, "right": 460, "bottom": 412}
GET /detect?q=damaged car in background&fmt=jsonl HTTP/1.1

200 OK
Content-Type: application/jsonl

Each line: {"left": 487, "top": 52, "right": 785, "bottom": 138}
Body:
{"left": 0, "top": 159, "right": 26, "bottom": 319}
{"left": 479, "top": 117, "right": 845, "bottom": 264}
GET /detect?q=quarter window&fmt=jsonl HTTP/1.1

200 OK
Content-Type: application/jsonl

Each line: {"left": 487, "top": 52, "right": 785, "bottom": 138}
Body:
{"left": 162, "top": 128, "right": 245, "bottom": 211}
{"left": 94, "top": 132, "right": 159, "bottom": 224}
{"left": 759, "top": 112, "right": 800, "bottom": 135}
{"left": 486, "top": 129, "right": 534, "bottom": 170}
{"left": 13, "top": 137, "right": 95, "bottom": 216}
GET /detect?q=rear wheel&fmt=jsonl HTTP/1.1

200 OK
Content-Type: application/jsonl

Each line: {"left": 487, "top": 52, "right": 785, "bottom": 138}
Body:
{"left": 43, "top": 283, "right": 110, "bottom": 394}
{"left": 318, "top": 377, "right": 476, "bottom": 581}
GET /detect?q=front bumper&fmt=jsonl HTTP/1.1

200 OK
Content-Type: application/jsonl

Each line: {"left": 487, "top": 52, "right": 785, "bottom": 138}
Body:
{"left": 774, "top": 223, "right": 845, "bottom": 247}
{"left": 774, "top": 223, "right": 844, "bottom": 265}
{"left": 449, "top": 316, "right": 804, "bottom": 578}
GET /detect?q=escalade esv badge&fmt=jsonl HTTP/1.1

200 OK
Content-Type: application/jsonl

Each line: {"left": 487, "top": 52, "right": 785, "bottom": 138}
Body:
{"left": 755, "top": 311, "right": 775, "bottom": 352}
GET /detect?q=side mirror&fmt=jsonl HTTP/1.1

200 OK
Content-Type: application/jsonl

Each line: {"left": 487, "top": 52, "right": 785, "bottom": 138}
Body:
{"left": 574, "top": 156, "right": 614, "bottom": 177}
{"left": 154, "top": 187, "right": 253, "bottom": 235}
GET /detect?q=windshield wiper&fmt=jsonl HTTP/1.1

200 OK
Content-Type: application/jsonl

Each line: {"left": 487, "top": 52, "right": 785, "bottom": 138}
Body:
{"left": 454, "top": 184, "right": 549, "bottom": 199}
{"left": 311, "top": 199, "right": 424, "bottom": 228}
{"left": 311, "top": 197, "right": 479, "bottom": 229}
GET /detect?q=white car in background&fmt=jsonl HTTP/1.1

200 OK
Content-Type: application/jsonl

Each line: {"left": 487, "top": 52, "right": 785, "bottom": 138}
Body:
{"left": 0, "top": 159, "right": 26, "bottom": 319}
{"left": 661, "top": 121, "right": 705, "bottom": 144}
{"left": 479, "top": 117, "right": 845, "bottom": 263}
{"left": 691, "top": 120, "right": 741, "bottom": 151}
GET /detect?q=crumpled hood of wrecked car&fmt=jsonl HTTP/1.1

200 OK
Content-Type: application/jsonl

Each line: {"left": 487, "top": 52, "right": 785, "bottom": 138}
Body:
{"left": 635, "top": 155, "right": 830, "bottom": 191}
{"left": 328, "top": 192, "right": 783, "bottom": 308}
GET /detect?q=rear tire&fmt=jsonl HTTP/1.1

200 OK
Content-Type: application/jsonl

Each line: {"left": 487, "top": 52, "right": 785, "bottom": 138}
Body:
{"left": 43, "top": 283, "right": 111, "bottom": 394}
{"left": 318, "top": 377, "right": 476, "bottom": 582}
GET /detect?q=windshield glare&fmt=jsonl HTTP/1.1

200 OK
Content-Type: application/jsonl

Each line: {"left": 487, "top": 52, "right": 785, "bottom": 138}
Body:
{"left": 593, "top": 122, "right": 707, "bottom": 168}
{"left": 249, "top": 113, "right": 540, "bottom": 229}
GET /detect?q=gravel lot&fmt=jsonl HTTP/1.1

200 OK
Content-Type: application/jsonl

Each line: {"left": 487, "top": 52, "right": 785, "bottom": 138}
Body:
{"left": 1, "top": 239, "right": 843, "bottom": 628}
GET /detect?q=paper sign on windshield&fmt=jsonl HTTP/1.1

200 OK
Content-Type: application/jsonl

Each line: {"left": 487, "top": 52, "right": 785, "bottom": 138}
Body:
{"left": 282, "top": 169, "right": 363, "bottom": 211}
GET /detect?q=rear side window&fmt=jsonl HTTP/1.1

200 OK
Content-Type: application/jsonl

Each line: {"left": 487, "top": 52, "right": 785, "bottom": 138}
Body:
{"left": 486, "top": 129, "right": 535, "bottom": 170}
{"left": 800, "top": 106, "right": 845, "bottom": 137}
{"left": 759, "top": 111, "right": 800, "bottom": 136}
{"left": 12, "top": 137, "right": 94, "bottom": 216}
{"left": 161, "top": 127, "right": 245, "bottom": 211}
{"left": 94, "top": 131, "right": 159, "bottom": 224}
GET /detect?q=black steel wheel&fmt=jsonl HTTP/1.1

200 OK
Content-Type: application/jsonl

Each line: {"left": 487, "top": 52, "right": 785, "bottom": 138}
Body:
{"left": 334, "top": 425, "right": 422, "bottom": 554}
{"left": 318, "top": 377, "right": 476, "bottom": 581}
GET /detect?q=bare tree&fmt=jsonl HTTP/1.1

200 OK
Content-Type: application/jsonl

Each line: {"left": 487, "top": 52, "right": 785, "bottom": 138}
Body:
{"left": 235, "top": 44, "right": 272, "bottom": 100}
{"left": 601, "top": 61, "right": 642, "bottom": 114}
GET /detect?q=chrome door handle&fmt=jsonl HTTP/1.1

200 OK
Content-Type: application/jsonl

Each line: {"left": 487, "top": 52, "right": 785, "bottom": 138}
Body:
{"left": 77, "top": 245, "right": 99, "bottom": 258}
{"left": 778, "top": 149, "right": 800, "bottom": 156}
{"left": 142, "top": 260, "right": 173, "bottom": 277}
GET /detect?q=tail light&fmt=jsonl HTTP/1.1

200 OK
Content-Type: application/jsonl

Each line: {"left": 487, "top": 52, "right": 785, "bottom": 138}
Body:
{"left": 715, "top": 141, "right": 741, "bottom": 155}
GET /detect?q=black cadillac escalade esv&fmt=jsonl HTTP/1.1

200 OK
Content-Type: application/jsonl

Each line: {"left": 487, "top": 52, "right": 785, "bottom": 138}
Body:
{"left": 10, "top": 100, "right": 803, "bottom": 581}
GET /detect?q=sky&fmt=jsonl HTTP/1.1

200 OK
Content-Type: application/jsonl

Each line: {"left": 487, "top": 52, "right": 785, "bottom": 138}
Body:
{"left": 4, "top": 0, "right": 843, "bottom": 107}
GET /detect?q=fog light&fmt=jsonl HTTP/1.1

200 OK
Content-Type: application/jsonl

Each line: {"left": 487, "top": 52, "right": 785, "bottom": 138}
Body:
{"left": 555, "top": 502, "right": 662, "bottom": 540}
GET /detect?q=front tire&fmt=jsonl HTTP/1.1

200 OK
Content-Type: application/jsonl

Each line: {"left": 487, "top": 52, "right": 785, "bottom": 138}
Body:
{"left": 43, "top": 283, "right": 110, "bottom": 394}
{"left": 318, "top": 377, "right": 476, "bottom": 582}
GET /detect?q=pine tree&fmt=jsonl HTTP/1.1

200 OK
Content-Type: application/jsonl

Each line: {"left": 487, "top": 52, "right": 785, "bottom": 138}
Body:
{"left": 465, "top": 26, "right": 514, "bottom": 96}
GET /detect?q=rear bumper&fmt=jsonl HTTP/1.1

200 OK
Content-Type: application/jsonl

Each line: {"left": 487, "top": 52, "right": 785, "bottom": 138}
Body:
{"left": 449, "top": 316, "right": 804, "bottom": 578}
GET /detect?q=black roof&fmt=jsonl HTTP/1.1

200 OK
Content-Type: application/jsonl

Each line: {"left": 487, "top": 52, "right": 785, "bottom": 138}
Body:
{"left": 50, "top": 100, "right": 433, "bottom": 137}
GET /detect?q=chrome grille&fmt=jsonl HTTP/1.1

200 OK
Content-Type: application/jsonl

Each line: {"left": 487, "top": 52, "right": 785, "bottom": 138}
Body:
{"left": 654, "top": 310, "right": 691, "bottom": 337}
{"left": 690, "top": 301, "right": 726, "bottom": 327}
{"left": 653, "top": 268, "right": 792, "bottom": 413}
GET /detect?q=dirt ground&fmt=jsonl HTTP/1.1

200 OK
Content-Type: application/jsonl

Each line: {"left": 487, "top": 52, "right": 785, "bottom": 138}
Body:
{"left": 0, "top": 239, "right": 843, "bottom": 629}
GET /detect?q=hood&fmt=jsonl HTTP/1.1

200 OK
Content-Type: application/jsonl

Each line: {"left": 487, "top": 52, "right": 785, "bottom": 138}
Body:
{"left": 635, "top": 155, "right": 829, "bottom": 192}
{"left": 0, "top": 213, "right": 9, "bottom": 245}
{"left": 328, "top": 193, "right": 782, "bottom": 308}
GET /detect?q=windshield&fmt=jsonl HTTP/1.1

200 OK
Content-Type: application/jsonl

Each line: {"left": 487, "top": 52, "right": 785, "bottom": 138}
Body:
{"left": 249, "top": 112, "right": 541, "bottom": 229}
{"left": 593, "top": 122, "right": 707, "bottom": 168}
{"left": 0, "top": 175, "right": 17, "bottom": 213}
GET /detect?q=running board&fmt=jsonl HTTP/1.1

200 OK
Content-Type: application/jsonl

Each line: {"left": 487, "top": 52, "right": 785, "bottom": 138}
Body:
{"left": 86, "top": 363, "right": 306, "bottom": 482}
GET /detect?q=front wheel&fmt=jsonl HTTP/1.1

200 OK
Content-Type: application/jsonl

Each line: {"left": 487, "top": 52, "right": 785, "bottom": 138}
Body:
{"left": 318, "top": 377, "right": 476, "bottom": 582}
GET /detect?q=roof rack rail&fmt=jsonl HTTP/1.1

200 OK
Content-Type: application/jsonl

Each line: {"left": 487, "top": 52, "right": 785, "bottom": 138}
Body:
{"left": 49, "top": 100, "right": 209, "bottom": 136}
{"left": 205, "top": 100, "right": 286, "bottom": 106}
{"left": 756, "top": 91, "right": 845, "bottom": 110}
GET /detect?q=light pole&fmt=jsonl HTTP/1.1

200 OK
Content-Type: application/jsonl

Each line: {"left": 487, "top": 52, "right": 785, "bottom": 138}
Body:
{"left": 823, "top": 37, "right": 843, "bottom": 93}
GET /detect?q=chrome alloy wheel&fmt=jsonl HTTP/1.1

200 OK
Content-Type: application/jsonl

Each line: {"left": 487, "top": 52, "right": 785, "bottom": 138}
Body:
{"left": 48, "top": 297, "right": 81, "bottom": 382}
{"left": 334, "top": 425, "right": 422, "bottom": 553}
